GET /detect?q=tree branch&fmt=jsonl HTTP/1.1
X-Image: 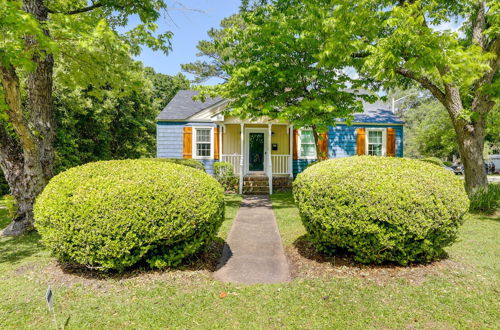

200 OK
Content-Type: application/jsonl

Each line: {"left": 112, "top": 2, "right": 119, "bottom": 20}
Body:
{"left": 394, "top": 67, "right": 446, "bottom": 104}
{"left": 472, "top": 1, "right": 487, "bottom": 48}
{"left": 47, "top": 2, "right": 103, "bottom": 15}
{"left": 472, "top": 36, "right": 500, "bottom": 114}
{"left": 0, "top": 65, "right": 39, "bottom": 153}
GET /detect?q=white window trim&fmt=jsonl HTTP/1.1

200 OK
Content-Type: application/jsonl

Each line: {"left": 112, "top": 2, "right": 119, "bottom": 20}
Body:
{"left": 192, "top": 126, "right": 214, "bottom": 160}
{"left": 299, "top": 128, "right": 317, "bottom": 160}
{"left": 366, "top": 128, "right": 387, "bottom": 156}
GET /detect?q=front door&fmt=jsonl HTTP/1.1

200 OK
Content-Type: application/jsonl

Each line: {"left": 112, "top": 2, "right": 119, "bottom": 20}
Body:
{"left": 249, "top": 132, "right": 265, "bottom": 171}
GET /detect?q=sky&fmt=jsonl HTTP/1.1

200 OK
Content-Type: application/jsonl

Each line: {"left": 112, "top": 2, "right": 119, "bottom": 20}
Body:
{"left": 127, "top": 1, "right": 462, "bottom": 86}
{"left": 131, "top": 0, "right": 241, "bottom": 85}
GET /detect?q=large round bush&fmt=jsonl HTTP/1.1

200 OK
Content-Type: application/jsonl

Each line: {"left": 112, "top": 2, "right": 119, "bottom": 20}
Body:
{"left": 293, "top": 156, "right": 469, "bottom": 265}
{"left": 34, "top": 160, "right": 224, "bottom": 271}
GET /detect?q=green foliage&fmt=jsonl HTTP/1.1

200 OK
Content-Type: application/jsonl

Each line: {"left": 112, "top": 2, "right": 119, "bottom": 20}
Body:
{"left": 3, "top": 195, "right": 18, "bottom": 219}
{"left": 197, "top": 2, "right": 377, "bottom": 132}
{"left": 53, "top": 67, "right": 187, "bottom": 173}
{"left": 469, "top": 184, "right": 500, "bottom": 215}
{"left": 34, "top": 160, "right": 224, "bottom": 271}
{"left": 145, "top": 68, "right": 190, "bottom": 111}
{"left": 422, "top": 157, "right": 445, "bottom": 167}
{"left": 181, "top": 15, "right": 241, "bottom": 83}
{"left": 144, "top": 158, "right": 205, "bottom": 172}
{"left": 213, "top": 162, "right": 239, "bottom": 192}
{"left": 293, "top": 156, "right": 469, "bottom": 265}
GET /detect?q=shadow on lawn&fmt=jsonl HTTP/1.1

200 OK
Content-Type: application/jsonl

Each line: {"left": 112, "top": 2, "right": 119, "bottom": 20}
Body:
{"left": 291, "top": 234, "right": 449, "bottom": 270}
{"left": 0, "top": 231, "right": 44, "bottom": 266}
{"left": 56, "top": 237, "right": 229, "bottom": 281}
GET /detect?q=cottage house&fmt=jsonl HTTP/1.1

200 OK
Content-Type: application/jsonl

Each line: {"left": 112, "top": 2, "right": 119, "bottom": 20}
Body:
{"left": 157, "top": 90, "right": 403, "bottom": 194}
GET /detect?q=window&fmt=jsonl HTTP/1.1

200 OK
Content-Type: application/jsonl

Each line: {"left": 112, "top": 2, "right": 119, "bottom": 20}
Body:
{"left": 194, "top": 128, "right": 213, "bottom": 158}
{"left": 300, "top": 129, "right": 316, "bottom": 159}
{"left": 366, "top": 129, "right": 386, "bottom": 156}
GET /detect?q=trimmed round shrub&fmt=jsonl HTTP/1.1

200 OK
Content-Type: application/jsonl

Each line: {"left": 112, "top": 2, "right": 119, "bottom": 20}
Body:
{"left": 34, "top": 160, "right": 224, "bottom": 271}
{"left": 421, "top": 157, "right": 445, "bottom": 167}
{"left": 143, "top": 158, "right": 205, "bottom": 171}
{"left": 293, "top": 156, "right": 469, "bottom": 265}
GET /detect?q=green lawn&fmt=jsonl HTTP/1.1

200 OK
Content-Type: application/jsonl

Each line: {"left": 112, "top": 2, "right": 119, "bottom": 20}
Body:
{"left": 0, "top": 193, "right": 499, "bottom": 329}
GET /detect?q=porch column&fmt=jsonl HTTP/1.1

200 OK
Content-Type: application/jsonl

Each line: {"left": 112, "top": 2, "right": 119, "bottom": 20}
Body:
{"left": 219, "top": 124, "right": 223, "bottom": 159}
{"left": 289, "top": 124, "right": 293, "bottom": 177}
{"left": 239, "top": 123, "right": 244, "bottom": 194}
{"left": 268, "top": 123, "right": 273, "bottom": 195}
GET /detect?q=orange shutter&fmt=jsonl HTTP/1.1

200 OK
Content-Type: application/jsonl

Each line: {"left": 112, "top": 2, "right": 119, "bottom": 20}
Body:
{"left": 356, "top": 128, "right": 366, "bottom": 156}
{"left": 293, "top": 129, "right": 299, "bottom": 160}
{"left": 386, "top": 128, "right": 396, "bottom": 157}
{"left": 214, "top": 127, "right": 220, "bottom": 160}
{"left": 183, "top": 127, "right": 192, "bottom": 159}
{"left": 319, "top": 132, "right": 329, "bottom": 160}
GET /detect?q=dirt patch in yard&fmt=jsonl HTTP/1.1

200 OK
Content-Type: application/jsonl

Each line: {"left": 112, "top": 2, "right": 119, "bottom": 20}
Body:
{"left": 23, "top": 239, "right": 227, "bottom": 291}
{"left": 285, "top": 235, "right": 467, "bottom": 285}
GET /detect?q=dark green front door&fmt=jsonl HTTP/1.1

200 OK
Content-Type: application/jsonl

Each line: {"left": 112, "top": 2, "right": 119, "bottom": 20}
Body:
{"left": 249, "top": 132, "right": 265, "bottom": 171}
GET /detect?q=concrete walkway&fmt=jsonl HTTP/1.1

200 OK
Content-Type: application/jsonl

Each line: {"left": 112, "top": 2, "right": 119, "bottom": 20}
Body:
{"left": 213, "top": 196, "right": 290, "bottom": 284}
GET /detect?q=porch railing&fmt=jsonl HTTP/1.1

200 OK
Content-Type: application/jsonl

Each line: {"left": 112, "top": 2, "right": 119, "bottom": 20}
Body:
{"left": 222, "top": 154, "right": 291, "bottom": 176}
{"left": 221, "top": 154, "right": 242, "bottom": 175}
{"left": 272, "top": 155, "right": 291, "bottom": 175}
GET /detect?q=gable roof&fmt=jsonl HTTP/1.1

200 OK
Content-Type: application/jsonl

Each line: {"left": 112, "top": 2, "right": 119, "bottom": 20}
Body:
{"left": 157, "top": 90, "right": 403, "bottom": 124}
{"left": 156, "top": 90, "right": 224, "bottom": 121}
{"left": 352, "top": 99, "right": 403, "bottom": 124}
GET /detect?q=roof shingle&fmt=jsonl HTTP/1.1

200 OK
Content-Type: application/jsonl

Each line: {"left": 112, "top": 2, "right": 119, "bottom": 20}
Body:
{"left": 157, "top": 90, "right": 403, "bottom": 124}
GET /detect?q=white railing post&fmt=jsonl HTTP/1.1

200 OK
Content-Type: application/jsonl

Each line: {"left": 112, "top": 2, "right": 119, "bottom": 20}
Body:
{"left": 239, "top": 123, "right": 244, "bottom": 194}
{"left": 268, "top": 123, "right": 273, "bottom": 195}
{"left": 289, "top": 124, "right": 293, "bottom": 177}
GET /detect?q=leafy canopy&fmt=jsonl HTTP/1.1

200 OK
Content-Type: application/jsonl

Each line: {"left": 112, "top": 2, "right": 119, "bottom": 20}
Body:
{"left": 0, "top": 0, "right": 174, "bottom": 104}
{"left": 198, "top": 1, "right": 378, "bottom": 131}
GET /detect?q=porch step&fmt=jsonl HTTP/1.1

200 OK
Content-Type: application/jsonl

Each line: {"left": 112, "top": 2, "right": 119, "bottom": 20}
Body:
{"left": 243, "top": 176, "right": 270, "bottom": 195}
{"left": 242, "top": 175, "right": 293, "bottom": 194}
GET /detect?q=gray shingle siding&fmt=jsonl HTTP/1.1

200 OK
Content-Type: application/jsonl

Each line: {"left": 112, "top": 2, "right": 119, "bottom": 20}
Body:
{"left": 156, "top": 122, "right": 184, "bottom": 159}
{"left": 156, "top": 121, "right": 217, "bottom": 174}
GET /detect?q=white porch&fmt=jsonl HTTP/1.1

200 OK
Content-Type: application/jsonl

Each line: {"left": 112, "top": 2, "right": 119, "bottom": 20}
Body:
{"left": 217, "top": 121, "right": 294, "bottom": 194}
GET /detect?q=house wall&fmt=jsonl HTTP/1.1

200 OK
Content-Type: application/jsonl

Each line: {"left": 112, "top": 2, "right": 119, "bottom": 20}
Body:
{"left": 222, "top": 124, "right": 290, "bottom": 155}
{"left": 157, "top": 121, "right": 217, "bottom": 174}
{"left": 292, "top": 124, "right": 404, "bottom": 176}
{"left": 157, "top": 121, "right": 403, "bottom": 177}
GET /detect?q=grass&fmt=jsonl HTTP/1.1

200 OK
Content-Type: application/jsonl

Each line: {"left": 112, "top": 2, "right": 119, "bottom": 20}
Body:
{"left": 0, "top": 193, "right": 499, "bottom": 328}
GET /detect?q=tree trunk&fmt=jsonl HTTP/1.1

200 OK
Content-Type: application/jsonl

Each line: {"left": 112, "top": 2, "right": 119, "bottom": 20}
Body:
{"left": 444, "top": 88, "right": 488, "bottom": 196}
{"left": 454, "top": 119, "right": 488, "bottom": 196}
{"left": 0, "top": 0, "right": 55, "bottom": 236}
{"left": 311, "top": 126, "right": 324, "bottom": 161}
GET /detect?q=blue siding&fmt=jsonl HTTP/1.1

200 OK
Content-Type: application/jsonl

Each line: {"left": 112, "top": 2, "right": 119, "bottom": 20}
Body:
{"left": 158, "top": 121, "right": 404, "bottom": 177}
{"left": 156, "top": 121, "right": 218, "bottom": 175}
{"left": 157, "top": 122, "right": 185, "bottom": 159}
{"left": 327, "top": 124, "right": 404, "bottom": 158}
{"left": 293, "top": 159, "right": 316, "bottom": 177}
{"left": 293, "top": 124, "right": 404, "bottom": 176}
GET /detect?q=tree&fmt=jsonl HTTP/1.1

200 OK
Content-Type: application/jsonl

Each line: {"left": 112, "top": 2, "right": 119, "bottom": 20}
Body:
{"left": 145, "top": 68, "right": 190, "bottom": 111}
{"left": 181, "top": 15, "right": 242, "bottom": 83}
{"left": 402, "top": 98, "right": 459, "bottom": 159}
{"left": 316, "top": 0, "right": 499, "bottom": 194}
{"left": 394, "top": 87, "right": 500, "bottom": 160}
{"left": 0, "top": 0, "right": 173, "bottom": 235}
{"left": 54, "top": 67, "right": 189, "bottom": 172}
{"left": 198, "top": 1, "right": 377, "bottom": 158}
